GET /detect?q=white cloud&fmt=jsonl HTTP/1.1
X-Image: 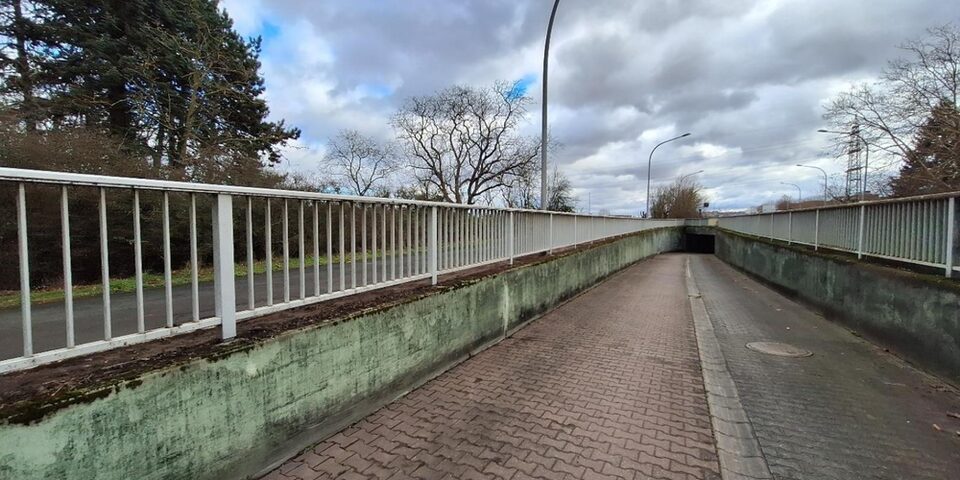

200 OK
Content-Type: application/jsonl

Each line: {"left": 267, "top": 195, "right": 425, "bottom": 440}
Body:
{"left": 222, "top": 0, "right": 959, "bottom": 211}
{"left": 270, "top": 138, "right": 327, "bottom": 176}
{"left": 220, "top": 0, "right": 264, "bottom": 36}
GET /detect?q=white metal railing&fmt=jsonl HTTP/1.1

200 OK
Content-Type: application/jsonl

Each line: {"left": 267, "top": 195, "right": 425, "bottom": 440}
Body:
{"left": 0, "top": 167, "right": 682, "bottom": 372}
{"left": 717, "top": 192, "right": 959, "bottom": 277}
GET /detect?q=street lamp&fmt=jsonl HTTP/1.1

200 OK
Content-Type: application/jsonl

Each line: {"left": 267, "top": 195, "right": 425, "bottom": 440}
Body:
{"left": 818, "top": 128, "right": 870, "bottom": 202}
{"left": 540, "top": 0, "right": 561, "bottom": 210}
{"left": 678, "top": 170, "right": 704, "bottom": 183}
{"left": 780, "top": 182, "right": 802, "bottom": 203}
{"left": 796, "top": 164, "right": 828, "bottom": 206}
{"left": 646, "top": 133, "right": 692, "bottom": 216}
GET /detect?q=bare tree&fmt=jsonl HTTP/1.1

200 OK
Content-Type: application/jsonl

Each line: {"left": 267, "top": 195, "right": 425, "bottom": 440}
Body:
{"left": 392, "top": 81, "right": 540, "bottom": 204}
{"left": 650, "top": 176, "right": 704, "bottom": 219}
{"left": 323, "top": 130, "right": 396, "bottom": 196}
{"left": 502, "top": 165, "right": 575, "bottom": 211}
{"left": 823, "top": 25, "right": 960, "bottom": 191}
{"left": 393, "top": 174, "right": 446, "bottom": 201}
{"left": 501, "top": 161, "right": 539, "bottom": 208}
{"left": 775, "top": 195, "right": 794, "bottom": 211}
{"left": 547, "top": 169, "right": 577, "bottom": 212}
{"left": 281, "top": 171, "right": 343, "bottom": 194}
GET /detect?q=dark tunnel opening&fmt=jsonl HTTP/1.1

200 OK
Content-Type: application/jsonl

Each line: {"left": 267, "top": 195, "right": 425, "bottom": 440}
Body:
{"left": 684, "top": 233, "right": 715, "bottom": 254}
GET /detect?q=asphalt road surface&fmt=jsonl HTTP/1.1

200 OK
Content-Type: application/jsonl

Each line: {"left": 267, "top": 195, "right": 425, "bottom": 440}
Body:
{"left": 689, "top": 254, "right": 960, "bottom": 479}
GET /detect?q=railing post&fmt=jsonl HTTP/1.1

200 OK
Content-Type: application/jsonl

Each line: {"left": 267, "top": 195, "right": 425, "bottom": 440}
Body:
{"left": 509, "top": 211, "right": 515, "bottom": 265}
{"left": 162, "top": 192, "right": 172, "bottom": 328}
{"left": 99, "top": 188, "right": 111, "bottom": 340}
{"left": 573, "top": 215, "right": 578, "bottom": 246}
{"left": 430, "top": 206, "right": 438, "bottom": 285}
{"left": 787, "top": 212, "right": 793, "bottom": 245}
{"left": 857, "top": 204, "right": 865, "bottom": 259}
{"left": 212, "top": 194, "right": 236, "bottom": 339}
{"left": 61, "top": 186, "right": 74, "bottom": 347}
{"left": 191, "top": 194, "right": 200, "bottom": 320}
{"left": 133, "top": 190, "right": 144, "bottom": 333}
{"left": 247, "top": 197, "right": 256, "bottom": 309}
{"left": 814, "top": 209, "right": 820, "bottom": 251}
{"left": 265, "top": 199, "right": 273, "bottom": 305}
{"left": 17, "top": 183, "right": 32, "bottom": 356}
{"left": 769, "top": 214, "right": 774, "bottom": 239}
{"left": 548, "top": 213, "right": 554, "bottom": 254}
{"left": 946, "top": 197, "right": 956, "bottom": 278}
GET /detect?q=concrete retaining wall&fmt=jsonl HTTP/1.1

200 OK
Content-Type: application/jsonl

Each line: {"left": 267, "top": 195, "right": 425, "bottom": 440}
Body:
{"left": 716, "top": 229, "right": 960, "bottom": 384}
{"left": 0, "top": 228, "right": 681, "bottom": 480}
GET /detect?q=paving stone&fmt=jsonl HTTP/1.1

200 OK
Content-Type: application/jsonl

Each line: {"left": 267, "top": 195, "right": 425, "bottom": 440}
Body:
{"left": 263, "top": 255, "right": 721, "bottom": 479}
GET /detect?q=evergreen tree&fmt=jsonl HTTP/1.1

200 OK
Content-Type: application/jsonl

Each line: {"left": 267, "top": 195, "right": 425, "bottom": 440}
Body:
{"left": 0, "top": 0, "right": 301, "bottom": 288}
{"left": 0, "top": 0, "right": 300, "bottom": 179}
{"left": 890, "top": 100, "right": 960, "bottom": 196}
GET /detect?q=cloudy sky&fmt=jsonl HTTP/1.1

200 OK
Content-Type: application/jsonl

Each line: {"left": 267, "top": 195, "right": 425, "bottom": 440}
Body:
{"left": 221, "top": 0, "right": 957, "bottom": 214}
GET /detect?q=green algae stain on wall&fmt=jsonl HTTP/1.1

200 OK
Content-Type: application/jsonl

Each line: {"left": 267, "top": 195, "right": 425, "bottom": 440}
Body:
{"left": 716, "top": 229, "right": 960, "bottom": 386}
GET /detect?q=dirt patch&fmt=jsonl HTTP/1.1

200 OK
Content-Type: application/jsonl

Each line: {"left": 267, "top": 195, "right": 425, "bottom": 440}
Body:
{"left": 0, "top": 232, "right": 660, "bottom": 423}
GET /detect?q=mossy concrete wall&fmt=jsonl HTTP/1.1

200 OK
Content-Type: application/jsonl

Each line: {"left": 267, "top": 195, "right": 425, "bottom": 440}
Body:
{"left": 716, "top": 229, "right": 960, "bottom": 384}
{"left": 0, "top": 228, "right": 681, "bottom": 480}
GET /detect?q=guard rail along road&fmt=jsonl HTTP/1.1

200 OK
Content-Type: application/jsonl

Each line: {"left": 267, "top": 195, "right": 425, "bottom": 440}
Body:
{"left": 0, "top": 167, "right": 682, "bottom": 373}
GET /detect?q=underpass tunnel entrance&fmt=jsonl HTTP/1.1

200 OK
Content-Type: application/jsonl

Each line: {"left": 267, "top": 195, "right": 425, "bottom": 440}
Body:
{"left": 684, "top": 233, "right": 716, "bottom": 254}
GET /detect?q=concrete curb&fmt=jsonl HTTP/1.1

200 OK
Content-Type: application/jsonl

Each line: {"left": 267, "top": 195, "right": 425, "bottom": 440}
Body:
{"left": 686, "top": 258, "right": 773, "bottom": 480}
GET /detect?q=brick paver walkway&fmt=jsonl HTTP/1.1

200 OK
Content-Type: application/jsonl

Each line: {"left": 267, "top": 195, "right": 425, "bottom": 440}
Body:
{"left": 264, "top": 254, "right": 720, "bottom": 480}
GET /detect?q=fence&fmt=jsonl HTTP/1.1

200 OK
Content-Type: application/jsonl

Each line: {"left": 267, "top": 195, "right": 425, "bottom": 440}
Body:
{"left": 717, "top": 192, "right": 959, "bottom": 278}
{"left": 0, "top": 167, "right": 682, "bottom": 372}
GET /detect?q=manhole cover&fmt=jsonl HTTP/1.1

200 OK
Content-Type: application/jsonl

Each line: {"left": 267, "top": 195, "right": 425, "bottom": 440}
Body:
{"left": 745, "top": 342, "right": 812, "bottom": 357}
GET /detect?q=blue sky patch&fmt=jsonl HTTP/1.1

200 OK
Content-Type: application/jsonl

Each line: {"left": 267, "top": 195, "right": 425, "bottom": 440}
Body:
{"left": 507, "top": 74, "right": 537, "bottom": 99}
{"left": 259, "top": 20, "right": 281, "bottom": 42}
{"left": 357, "top": 82, "right": 396, "bottom": 99}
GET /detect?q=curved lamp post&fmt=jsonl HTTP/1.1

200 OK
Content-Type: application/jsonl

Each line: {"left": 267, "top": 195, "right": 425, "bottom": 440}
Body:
{"left": 646, "top": 133, "right": 692, "bottom": 216}
{"left": 540, "top": 0, "right": 561, "bottom": 210}
{"left": 796, "top": 164, "right": 828, "bottom": 206}
{"left": 678, "top": 169, "right": 704, "bottom": 184}
{"left": 780, "top": 182, "right": 802, "bottom": 203}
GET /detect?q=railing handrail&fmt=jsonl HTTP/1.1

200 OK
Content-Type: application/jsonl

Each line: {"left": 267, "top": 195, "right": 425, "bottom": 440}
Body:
{"left": 0, "top": 166, "right": 686, "bottom": 373}
{"left": 715, "top": 194, "right": 958, "bottom": 279}
{"left": 0, "top": 167, "right": 663, "bottom": 219}
{"left": 718, "top": 190, "right": 960, "bottom": 218}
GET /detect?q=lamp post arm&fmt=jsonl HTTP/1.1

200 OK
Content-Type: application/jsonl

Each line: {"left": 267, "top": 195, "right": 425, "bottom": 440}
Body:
{"left": 540, "top": 0, "right": 560, "bottom": 210}
{"left": 797, "top": 164, "right": 829, "bottom": 206}
{"left": 781, "top": 182, "right": 802, "bottom": 203}
{"left": 645, "top": 134, "right": 691, "bottom": 215}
